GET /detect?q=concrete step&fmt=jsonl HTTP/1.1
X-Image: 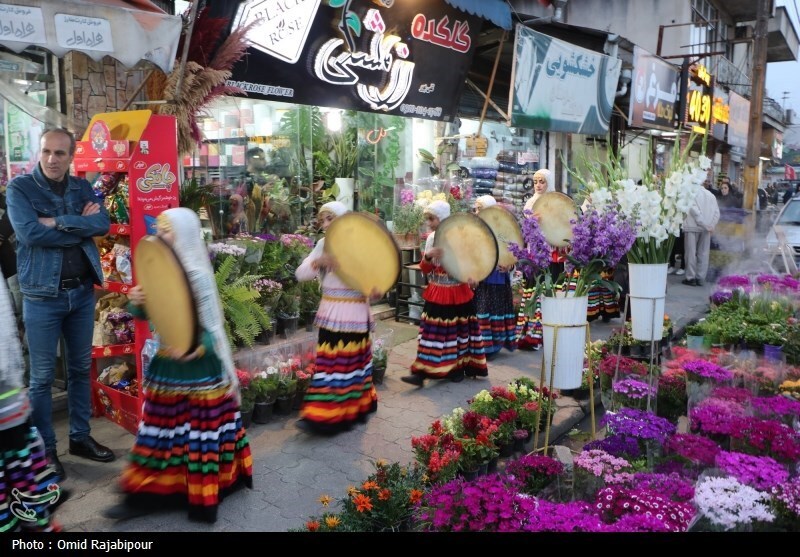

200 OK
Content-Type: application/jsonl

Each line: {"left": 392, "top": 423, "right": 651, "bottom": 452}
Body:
{"left": 371, "top": 303, "right": 395, "bottom": 321}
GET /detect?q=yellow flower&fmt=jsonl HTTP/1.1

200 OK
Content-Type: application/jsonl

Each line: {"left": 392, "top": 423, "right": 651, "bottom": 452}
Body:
{"left": 325, "top": 516, "right": 341, "bottom": 529}
{"left": 376, "top": 459, "right": 388, "bottom": 468}
{"left": 318, "top": 495, "right": 332, "bottom": 507}
{"left": 347, "top": 485, "right": 359, "bottom": 497}
{"left": 433, "top": 193, "right": 446, "bottom": 201}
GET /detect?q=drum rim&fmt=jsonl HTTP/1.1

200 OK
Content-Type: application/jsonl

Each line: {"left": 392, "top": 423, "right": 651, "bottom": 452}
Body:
{"left": 531, "top": 191, "right": 577, "bottom": 248}
{"left": 477, "top": 205, "right": 523, "bottom": 266}
{"left": 134, "top": 235, "right": 199, "bottom": 357}
{"left": 433, "top": 212, "right": 499, "bottom": 283}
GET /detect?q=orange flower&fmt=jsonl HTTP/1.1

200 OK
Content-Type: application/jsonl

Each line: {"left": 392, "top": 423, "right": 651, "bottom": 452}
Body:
{"left": 352, "top": 493, "right": 373, "bottom": 513}
{"left": 378, "top": 488, "right": 392, "bottom": 501}
{"left": 318, "top": 495, "right": 332, "bottom": 507}
{"left": 361, "top": 480, "right": 380, "bottom": 491}
{"left": 306, "top": 520, "right": 320, "bottom": 532}
{"left": 325, "top": 516, "right": 341, "bottom": 529}
{"left": 409, "top": 489, "right": 424, "bottom": 504}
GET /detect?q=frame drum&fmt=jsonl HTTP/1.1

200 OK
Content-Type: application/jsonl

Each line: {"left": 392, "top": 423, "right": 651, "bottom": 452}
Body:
{"left": 531, "top": 192, "right": 577, "bottom": 248}
{"left": 324, "top": 212, "right": 401, "bottom": 297}
{"left": 133, "top": 235, "right": 199, "bottom": 357}
{"left": 478, "top": 205, "right": 524, "bottom": 268}
{"left": 433, "top": 212, "right": 499, "bottom": 284}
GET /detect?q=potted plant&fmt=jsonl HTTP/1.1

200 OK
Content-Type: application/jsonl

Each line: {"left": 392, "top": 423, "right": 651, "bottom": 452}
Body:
{"left": 251, "top": 372, "right": 278, "bottom": 424}
{"left": 298, "top": 280, "right": 321, "bottom": 331}
{"left": 292, "top": 365, "right": 314, "bottom": 410}
{"left": 371, "top": 337, "right": 388, "bottom": 385}
{"left": 391, "top": 189, "right": 424, "bottom": 248}
{"left": 276, "top": 286, "right": 301, "bottom": 338}
{"left": 275, "top": 374, "right": 298, "bottom": 415}
{"left": 214, "top": 256, "right": 271, "bottom": 347}
{"left": 237, "top": 369, "right": 255, "bottom": 428}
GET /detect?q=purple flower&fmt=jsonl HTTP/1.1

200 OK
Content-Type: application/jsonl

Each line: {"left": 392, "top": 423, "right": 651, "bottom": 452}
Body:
{"left": 400, "top": 189, "right": 415, "bottom": 205}
{"left": 255, "top": 233, "right": 278, "bottom": 242}
{"left": 730, "top": 417, "right": 800, "bottom": 463}
{"left": 601, "top": 408, "right": 676, "bottom": 444}
{"left": 715, "top": 450, "right": 790, "bottom": 491}
{"left": 665, "top": 433, "right": 721, "bottom": 466}
{"left": 506, "top": 454, "right": 564, "bottom": 495}
{"left": 612, "top": 378, "right": 657, "bottom": 400}
{"left": 632, "top": 472, "right": 695, "bottom": 502}
{"left": 567, "top": 209, "right": 636, "bottom": 270}
{"left": 689, "top": 398, "right": 748, "bottom": 436}
{"left": 523, "top": 500, "right": 608, "bottom": 532}
{"left": 683, "top": 359, "right": 734, "bottom": 382}
{"left": 584, "top": 434, "right": 642, "bottom": 459}
{"left": 771, "top": 477, "right": 800, "bottom": 518}
{"left": 509, "top": 212, "right": 551, "bottom": 280}
{"left": 750, "top": 395, "right": 800, "bottom": 418}
{"left": 594, "top": 486, "right": 694, "bottom": 532}
{"left": 710, "top": 386, "right": 753, "bottom": 403}
{"left": 717, "top": 274, "right": 751, "bottom": 289}
{"left": 710, "top": 290, "right": 733, "bottom": 305}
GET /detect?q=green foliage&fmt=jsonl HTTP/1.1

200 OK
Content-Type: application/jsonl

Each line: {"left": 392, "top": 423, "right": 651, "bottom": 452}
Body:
{"left": 277, "top": 375, "right": 297, "bottom": 397}
{"left": 179, "top": 177, "right": 215, "bottom": 213}
{"left": 251, "top": 374, "right": 278, "bottom": 403}
{"left": 392, "top": 203, "right": 424, "bottom": 235}
{"left": 684, "top": 322, "right": 704, "bottom": 337}
{"left": 214, "top": 255, "right": 271, "bottom": 347}
{"left": 276, "top": 285, "right": 301, "bottom": 317}
{"left": 299, "top": 279, "right": 322, "bottom": 313}
{"left": 240, "top": 386, "right": 256, "bottom": 413}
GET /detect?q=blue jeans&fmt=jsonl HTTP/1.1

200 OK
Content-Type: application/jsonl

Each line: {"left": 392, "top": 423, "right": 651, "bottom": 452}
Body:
{"left": 23, "top": 282, "right": 95, "bottom": 450}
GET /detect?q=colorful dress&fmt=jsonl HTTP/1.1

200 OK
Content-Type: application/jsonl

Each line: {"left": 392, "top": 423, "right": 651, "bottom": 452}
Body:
{"left": 586, "top": 269, "right": 620, "bottom": 322}
{"left": 515, "top": 250, "right": 566, "bottom": 351}
{"left": 120, "top": 308, "right": 253, "bottom": 523}
{"left": 0, "top": 403, "right": 62, "bottom": 532}
{"left": 296, "top": 238, "right": 378, "bottom": 433}
{"left": 409, "top": 234, "right": 488, "bottom": 379}
{"left": 475, "top": 269, "right": 517, "bottom": 355}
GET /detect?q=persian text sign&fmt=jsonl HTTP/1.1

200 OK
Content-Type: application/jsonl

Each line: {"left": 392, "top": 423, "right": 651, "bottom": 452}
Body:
{"left": 629, "top": 46, "right": 679, "bottom": 131}
{"left": 510, "top": 26, "right": 621, "bottom": 135}
{"left": 683, "top": 63, "right": 713, "bottom": 134}
{"left": 54, "top": 14, "right": 113, "bottom": 53}
{"left": 0, "top": 3, "right": 45, "bottom": 44}
{"left": 229, "top": 0, "right": 481, "bottom": 121}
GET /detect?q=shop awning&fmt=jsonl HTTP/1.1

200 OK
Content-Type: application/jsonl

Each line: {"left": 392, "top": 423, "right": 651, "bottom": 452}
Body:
{"left": 443, "top": 0, "right": 513, "bottom": 30}
{"left": 0, "top": 0, "right": 182, "bottom": 72}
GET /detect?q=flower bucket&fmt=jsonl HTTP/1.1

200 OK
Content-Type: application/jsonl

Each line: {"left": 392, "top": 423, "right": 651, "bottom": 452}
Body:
{"left": 628, "top": 263, "right": 668, "bottom": 342}
{"left": 541, "top": 295, "right": 588, "bottom": 390}
{"left": 392, "top": 232, "right": 419, "bottom": 250}
{"left": 763, "top": 344, "right": 783, "bottom": 362}
{"left": 686, "top": 335, "right": 704, "bottom": 352}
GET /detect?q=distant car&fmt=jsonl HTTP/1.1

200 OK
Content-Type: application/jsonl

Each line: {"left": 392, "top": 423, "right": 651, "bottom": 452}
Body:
{"left": 766, "top": 195, "right": 800, "bottom": 261}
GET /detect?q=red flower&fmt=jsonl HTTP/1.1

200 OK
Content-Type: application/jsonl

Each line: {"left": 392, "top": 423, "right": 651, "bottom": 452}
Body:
{"left": 306, "top": 520, "right": 320, "bottom": 531}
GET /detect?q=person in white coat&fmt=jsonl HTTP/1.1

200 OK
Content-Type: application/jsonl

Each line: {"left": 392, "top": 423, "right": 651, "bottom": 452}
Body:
{"left": 682, "top": 182, "right": 720, "bottom": 287}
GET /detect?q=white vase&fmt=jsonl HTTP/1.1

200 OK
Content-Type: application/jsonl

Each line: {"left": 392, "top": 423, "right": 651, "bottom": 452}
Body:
{"left": 628, "top": 263, "right": 668, "bottom": 342}
{"left": 540, "top": 295, "right": 588, "bottom": 390}
{"left": 335, "top": 177, "right": 355, "bottom": 210}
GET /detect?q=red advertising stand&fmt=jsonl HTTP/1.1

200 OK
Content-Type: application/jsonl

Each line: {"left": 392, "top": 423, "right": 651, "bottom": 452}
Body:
{"left": 73, "top": 110, "right": 179, "bottom": 434}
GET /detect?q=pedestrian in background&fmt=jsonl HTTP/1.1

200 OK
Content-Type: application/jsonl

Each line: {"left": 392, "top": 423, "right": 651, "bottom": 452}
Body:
{"left": 6, "top": 127, "right": 114, "bottom": 480}
{"left": 683, "top": 181, "right": 720, "bottom": 287}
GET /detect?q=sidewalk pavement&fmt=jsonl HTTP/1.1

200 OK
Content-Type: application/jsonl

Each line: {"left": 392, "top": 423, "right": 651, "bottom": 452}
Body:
{"left": 51, "top": 273, "right": 713, "bottom": 532}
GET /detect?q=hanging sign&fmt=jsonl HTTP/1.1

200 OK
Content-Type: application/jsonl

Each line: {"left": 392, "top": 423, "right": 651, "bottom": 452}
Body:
{"left": 228, "top": 0, "right": 481, "bottom": 121}
{"left": 0, "top": 3, "right": 46, "bottom": 44}
{"left": 682, "top": 63, "right": 713, "bottom": 135}
{"left": 629, "top": 46, "right": 679, "bottom": 131}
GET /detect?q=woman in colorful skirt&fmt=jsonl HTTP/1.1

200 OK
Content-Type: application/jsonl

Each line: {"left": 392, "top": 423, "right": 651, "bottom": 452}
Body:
{"left": 295, "top": 201, "right": 378, "bottom": 434}
{"left": 472, "top": 195, "right": 517, "bottom": 357}
{"left": 581, "top": 197, "right": 620, "bottom": 323}
{"left": 401, "top": 200, "right": 488, "bottom": 386}
{"left": 0, "top": 273, "right": 63, "bottom": 532}
{"left": 105, "top": 208, "right": 253, "bottom": 523}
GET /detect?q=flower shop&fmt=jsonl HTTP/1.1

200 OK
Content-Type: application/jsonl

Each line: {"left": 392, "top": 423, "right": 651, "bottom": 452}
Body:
{"left": 285, "top": 135, "right": 800, "bottom": 532}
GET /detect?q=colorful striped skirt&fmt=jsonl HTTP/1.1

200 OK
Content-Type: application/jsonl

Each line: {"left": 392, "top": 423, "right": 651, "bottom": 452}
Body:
{"left": 0, "top": 423, "right": 62, "bottom": 532}
{"left": 300, "top": 328, "right": 378, "bottom": 433}
{"left": 474, "top": 281, "right": 517, "bottom": 354}
{"left": 410, "top": 299, "right": 488, "bottom": 379}
{"left": 587, "top": 270, "right": 620, "bottom": 322}
{"left": 516, "top": 286, "right": 542, "bottom": 350}
{"left": 120, "top": 355, "right": 253, "bottom": 522}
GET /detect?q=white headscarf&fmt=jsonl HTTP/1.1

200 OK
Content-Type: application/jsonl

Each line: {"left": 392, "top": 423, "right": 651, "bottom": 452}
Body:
{"left": 524, "top": 168, "right": 554, "bottom": 212}
{"left": 474, "top": 195, "right": 497, "bottom": 210}
{"left": 423, "top": 200, "right": 451, "bottom": 251}
{"left": 319, "top": 201, "right": 348, "bottom": 218}
{"left": 0, "top": 275, "right": 27, "bottom": 430}
{"left": 160, "top": 208, "right": 238, "bottom": 396}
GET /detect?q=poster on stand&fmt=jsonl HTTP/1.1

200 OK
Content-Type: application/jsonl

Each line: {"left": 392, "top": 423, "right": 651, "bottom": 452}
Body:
{"left": 4, "top": 91, "right": 46, "bottom": 179}
{"left": 228, "top": 0, "right": 482, "bottom": 121}
{"left": 509, "top": 25, "right": 621, "bottom": 135}
{"left": 629, "top": 46, "right": 679, "bottom": 132}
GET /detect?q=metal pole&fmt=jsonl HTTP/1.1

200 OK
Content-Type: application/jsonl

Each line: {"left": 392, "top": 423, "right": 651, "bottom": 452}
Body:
{"left": 476, "top": 30, "right": 507, "bottom": 138}
{"left": 742, "top": 0, "right": 770, "bottom": 212}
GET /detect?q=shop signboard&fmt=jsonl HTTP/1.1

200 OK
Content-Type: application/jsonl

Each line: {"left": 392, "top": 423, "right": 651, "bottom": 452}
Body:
{"left": 227, "top": 0, "right": 482, "bottom": 121}
{"left": 629, "top": 46, "right": 679, "bottom": 132}
{"left": 711, "top": 88, "right": 729, "bottom": 142}
{"left": 508, "top": 26, "right": 621, "bottom": 135}
{"left": 727, "top": 90, "right": 750, "bottom": 150}
{"left": 681, "top": 62, "right": 713, "bottom": 135}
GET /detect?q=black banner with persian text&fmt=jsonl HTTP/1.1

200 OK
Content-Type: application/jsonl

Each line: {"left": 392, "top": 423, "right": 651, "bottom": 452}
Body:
{"left": 227, "top": 0, "right": 482, "bottom": 121}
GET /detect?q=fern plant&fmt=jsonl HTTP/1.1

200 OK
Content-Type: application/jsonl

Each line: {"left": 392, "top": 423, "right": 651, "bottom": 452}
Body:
{"left": 214, "top": 255, "right": 271, "bottom": 347}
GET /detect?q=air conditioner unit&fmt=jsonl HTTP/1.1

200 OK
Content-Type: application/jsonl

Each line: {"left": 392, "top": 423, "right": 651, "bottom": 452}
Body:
{"left": 735, "top": 25, "right": 754, "bottom": 40}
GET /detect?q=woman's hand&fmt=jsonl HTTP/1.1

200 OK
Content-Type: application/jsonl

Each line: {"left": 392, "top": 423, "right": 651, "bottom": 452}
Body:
{"left": 128, "top": 285, "right": 146, "bottom": 306}
{"left": 312, "top": 254, "right": 337, "bottom": 272}
{"left": 424, "top": 247, "right": 443, "bottom": 262}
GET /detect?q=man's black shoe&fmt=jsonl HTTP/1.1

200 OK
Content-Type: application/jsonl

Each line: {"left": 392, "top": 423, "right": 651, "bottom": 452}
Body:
{"left": 69, "top": 436, "right": 115, "bottom": 463}
{"left": 400, "top": 374, "right": 425, "bottom": 387}
{"left": 448, "top": 371, "right": 465, "bottom": 383}
{"left": 51, "top": 488, "right": 71, "bottom": 512}
{"left": 695, "top": 279, "right": 704, "bottom": 286}
{"left": 102, "top": 502, "right": 150, "bottom": 521}
{"left": 46, "top": 449, "right": 66, "bottom": 480}
{"left": 681, "top": 279, "right": 695, "bottom": 286}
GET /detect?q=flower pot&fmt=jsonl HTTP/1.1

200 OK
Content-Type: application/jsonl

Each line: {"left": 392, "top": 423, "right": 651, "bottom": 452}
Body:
{"left": 513, "top": 436, "right": 527, "bottom": 454}
{"left": 240, "top": 408, "right": 253, "bottom": 429}
{"left": 292, "top": 389, "right": 306, "bottom": 410}
{"left": 540, "top": 295, "right": 588, "bottom": 389}
{"left": 628, "top": 263, "right": 668, "bottom": 342}
{"left": 302, "top": 310, "right": 316, "bottom": 332}
{"left": 372, "top": 364, "right": 386, "bottom": 385}
{"left": 392, "top": 232, "right": 420, "bottom": 250}
{"left": 278, "top": 315, "right": 299, "bottom": 339}
{"left": 275, "top": 395, "right": 294, "bottom": 415}
{"left": 486, "top": 457, "right": 499, "bottom": 474}
{"left": 498, "top": 442, "right": 514, "bottom": 458}
{"left": 686, "top": 335, "right": 704, "bottom": 352}
{"left": 253, "top": 401, "right": 274, "bottom": 424}
{"left": 764, "top": 344, "right": 783, "bottom": 362}
{"left": 459, "top": 467, "right": 480, "bottom": 481}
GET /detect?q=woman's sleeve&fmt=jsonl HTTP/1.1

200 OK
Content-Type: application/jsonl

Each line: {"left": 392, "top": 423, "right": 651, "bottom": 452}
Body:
{"left": 127, "top": 302, "right": 147, "bottom": 320}
{"left": 419, "top": 254, "right": 434, "bottom": 274}
{"left": 295, "top": 239, "right": 324, "bottom": 282}
{"left": 199, "top": 330, "right": 217, "bottom": 356}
